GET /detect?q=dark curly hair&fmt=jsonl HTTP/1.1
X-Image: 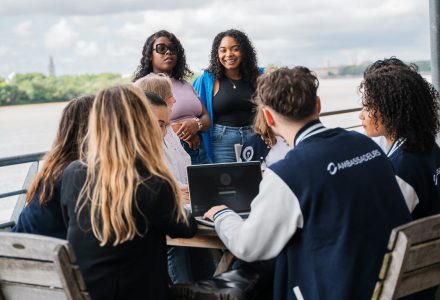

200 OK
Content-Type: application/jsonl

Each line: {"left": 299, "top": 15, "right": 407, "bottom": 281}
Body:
{"left": 255, "top": 67, "right": 319, "bottom": 121}
{"left": 207, "top": 29, "right": 259, "bottom": 87}
{"left": 360, "top": 64, "right": 440, "bottom": 152}
{"left": 133, "top": 30, "right": 193, "bottom": 81}
{"left": 363, "top": 56, "right": 418, "bottom": 76}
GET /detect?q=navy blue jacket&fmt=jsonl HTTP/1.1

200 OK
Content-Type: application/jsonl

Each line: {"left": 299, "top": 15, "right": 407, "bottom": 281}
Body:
{"left": 12, "top": 179, "right": 66, "bottom": 239}
{"left": 269, "top": 121, "right": 411, "bottom": 300}
{"left": 389, "top": 143, "right": 440, "bottom": 219}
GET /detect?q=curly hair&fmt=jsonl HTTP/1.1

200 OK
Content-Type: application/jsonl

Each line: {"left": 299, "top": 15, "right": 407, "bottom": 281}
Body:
{"left": 255, "top": 67, "right": 319, "bottom": 121}
{"left": 207, "top": 29, "right": 259, "bottom": 87}
{"left": 253, "top": 107, "right": 277, "bottom": 146}
{"left": 360, "top": 64, "right": 440, "bottom": 152}
{"left": 363, "top": 56, "right": 418, "bottom": 76}
{"left": 133, "top": 30, "right": 193, "bottom": 81}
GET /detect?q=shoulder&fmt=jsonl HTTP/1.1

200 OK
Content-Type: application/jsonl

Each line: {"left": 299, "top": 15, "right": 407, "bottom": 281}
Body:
{"left": 63, "top": 160, "right": 86, "bottom": 179}
{"left": 194, "top": 70, "right": 214, "bottom": 83}
{"left": 241, "top": 134, "right": 269, "bottom": 162}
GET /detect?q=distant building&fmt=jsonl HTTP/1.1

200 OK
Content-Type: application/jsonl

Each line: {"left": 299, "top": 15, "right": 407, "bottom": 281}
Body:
{"left": 5, "top": 72, "right": 16, "bottom": 83}
{"left": 48, "top": 56, "right": 56, "bottom": 77}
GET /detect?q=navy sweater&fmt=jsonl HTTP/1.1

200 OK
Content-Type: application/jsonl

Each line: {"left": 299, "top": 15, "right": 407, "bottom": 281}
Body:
{"left": 12, "top": 179, "right": 67, "bottom": 239}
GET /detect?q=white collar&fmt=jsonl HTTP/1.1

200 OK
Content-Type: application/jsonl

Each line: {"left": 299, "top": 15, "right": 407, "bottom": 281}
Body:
{"left": 387, "top": 138, "right": 405, "bottom": 157}
{"left": 295, "top": 122, "right": 331, "bottom": 147}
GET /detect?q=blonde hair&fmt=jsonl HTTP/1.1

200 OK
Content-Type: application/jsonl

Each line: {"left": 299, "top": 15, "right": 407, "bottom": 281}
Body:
{"left": 77, "top": 85, "right": 186, "bottom": 246}
{"left": 254, "top": 107, "right": 277, "bottom": 147}
{"left": 133, "top": 73, "right": 173, "bottom": 100}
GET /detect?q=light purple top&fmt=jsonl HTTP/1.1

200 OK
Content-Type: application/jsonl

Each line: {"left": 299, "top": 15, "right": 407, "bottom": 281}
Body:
{"left": 170, "top": 79, "right": 203, "bottom": 122}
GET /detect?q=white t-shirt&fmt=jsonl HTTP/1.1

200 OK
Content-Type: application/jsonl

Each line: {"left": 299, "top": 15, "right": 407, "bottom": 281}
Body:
{"left": 163, "top": 126, "right": 191, "bottom": 185}
{"left": 261, "top": 136, "right": 291, "bottom": 170}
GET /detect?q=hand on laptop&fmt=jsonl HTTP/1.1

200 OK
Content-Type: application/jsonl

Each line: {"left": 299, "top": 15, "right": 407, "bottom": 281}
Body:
{"left": 179, "top": 185, "right": 190, "bottom": 204}
{"left": 203, "top": 205, "right": 228, "bottom": 221}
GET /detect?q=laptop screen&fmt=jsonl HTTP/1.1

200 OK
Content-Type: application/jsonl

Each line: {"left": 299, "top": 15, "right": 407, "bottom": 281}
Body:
{"left": 187, "top": 162, "right": 262, "bottom": 217}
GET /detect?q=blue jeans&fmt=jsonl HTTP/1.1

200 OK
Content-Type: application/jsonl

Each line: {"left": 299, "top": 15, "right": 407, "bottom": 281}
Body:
{"left": 211, "top": 124, "right": 253, "bottom": 163}
{"left": 181, "top": 135, "right": 209, "bottom": 165}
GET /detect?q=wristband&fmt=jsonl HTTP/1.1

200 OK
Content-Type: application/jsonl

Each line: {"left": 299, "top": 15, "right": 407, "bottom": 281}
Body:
{"left": 194, "top": 117, "right": 203, "bottom": 131}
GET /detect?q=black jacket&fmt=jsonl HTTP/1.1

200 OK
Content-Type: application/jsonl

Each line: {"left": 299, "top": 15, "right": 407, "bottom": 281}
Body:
{"left": 61, "top": 160, "right": 197, "bottom": 300}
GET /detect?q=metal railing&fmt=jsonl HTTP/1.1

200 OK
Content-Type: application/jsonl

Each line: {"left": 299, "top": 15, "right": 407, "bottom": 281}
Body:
{"left": 0, "top": 152, "right": 45, "bottom": 229}
{"left": 0, "top": 106, "right": 362, "bottom": 229}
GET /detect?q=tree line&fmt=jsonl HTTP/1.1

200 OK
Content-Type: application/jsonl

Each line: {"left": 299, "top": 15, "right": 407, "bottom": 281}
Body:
{"left": 0, "top": 60, "right": 430, "bottom": 106}
{"left": 0, "top": 73, "right": 130, "bottom": 106}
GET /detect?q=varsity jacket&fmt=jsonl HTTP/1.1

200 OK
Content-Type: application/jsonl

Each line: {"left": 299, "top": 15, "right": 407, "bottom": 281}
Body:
{"left": 213, "top": 120, "right": 412, "bottom": 300}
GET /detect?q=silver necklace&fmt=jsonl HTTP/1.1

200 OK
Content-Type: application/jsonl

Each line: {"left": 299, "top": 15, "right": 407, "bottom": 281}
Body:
{"left": 228, "top": 78, "right": 239, "bottom": 89}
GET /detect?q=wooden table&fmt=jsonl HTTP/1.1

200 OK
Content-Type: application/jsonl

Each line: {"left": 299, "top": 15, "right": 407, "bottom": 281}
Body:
{"left": 167, "top": 224, "right": 235, "bottom": 276}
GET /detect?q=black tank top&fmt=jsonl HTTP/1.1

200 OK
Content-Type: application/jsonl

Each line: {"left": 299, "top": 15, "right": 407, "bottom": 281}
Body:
{"left": 212, "top": 77, "right": 256, "bottom": 127}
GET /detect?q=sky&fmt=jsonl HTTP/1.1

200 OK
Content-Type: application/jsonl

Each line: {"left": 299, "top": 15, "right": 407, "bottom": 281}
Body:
{"left": 0, "top": 0, "right": 431, "bottom": 77}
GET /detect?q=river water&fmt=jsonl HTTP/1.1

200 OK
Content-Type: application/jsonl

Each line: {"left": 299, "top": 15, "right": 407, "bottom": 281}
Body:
{"left": 0, "top": 76, "right": 367, "bottom": 222}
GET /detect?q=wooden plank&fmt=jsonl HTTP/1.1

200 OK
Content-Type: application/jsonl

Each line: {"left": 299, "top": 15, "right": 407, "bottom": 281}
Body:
{"left": 395, "top": 263, "right": 440, "bottom": 298}
{"left": 195, "top": 224, "right": 221, "bottom": 236}
{"left": 167, "top": 235, "right": 225, "bottom": 249}
{"left": 53, "top": 245, "right": 89, "bottom": 300}
{"left": 213, "top": 251, "right": 235, "bottom": 276}
{"left": 0, "top": 233, "right": 70, "bottom": 261}
{"left": 403, "top": 239, "right": 440, "bottom": 272}
{"left": 388, "top": 214, "right": 440, "bottom": 249}
{"left": 0, "top": 258, "right": 62, "bottom": 288}
{"left": 379, "top": 232, "right": 410, "bottom": 300}
{"left": 0, "top": 281, "right": 66, "bottom": 300}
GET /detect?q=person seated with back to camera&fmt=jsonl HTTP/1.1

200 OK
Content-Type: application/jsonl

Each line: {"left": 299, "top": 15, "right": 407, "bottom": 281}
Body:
{"left": 60, "top": 85, "right": 196, "bottom": 300}
{"left": 133, "top": 73, "right": 191, "bottom": 198}
{"left": 133, "top": 75, "right": 216, "bottom": 284}
{"left": 195, "top": 67, "right": 412, "bottom": 300}
{"left": 241, "top": 107, "right": 291, "bottom": 170}
{"left": 12, "top": 95, "right": 94, "bottom": 238}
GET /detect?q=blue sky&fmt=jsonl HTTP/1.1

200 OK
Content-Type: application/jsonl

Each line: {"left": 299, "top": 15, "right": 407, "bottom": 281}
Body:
{"left": 0, "top": 0, "right": 430, "bottom": 77}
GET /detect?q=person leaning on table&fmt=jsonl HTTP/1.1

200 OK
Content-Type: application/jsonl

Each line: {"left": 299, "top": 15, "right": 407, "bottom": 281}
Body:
{"left": 204, "top": 67, "right": 412, "bottom": 300}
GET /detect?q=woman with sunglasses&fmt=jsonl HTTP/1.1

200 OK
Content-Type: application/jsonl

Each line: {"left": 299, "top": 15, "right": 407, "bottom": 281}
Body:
{"left": 133, "top": 30, "right": 211, "bottom": 164}
{"left": 193, "top": 29, "right": 263, "bottom": 163}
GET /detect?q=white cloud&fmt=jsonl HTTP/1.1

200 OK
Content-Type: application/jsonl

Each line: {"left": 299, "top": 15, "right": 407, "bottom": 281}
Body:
{"left": 75, "top": 40, "right": 99, "bottom": 56}
{"left": 106, "top": 44, "right": 137, "bottom": 57}
{"left": 0, "top": 0, "right": 207, "bottom": 16}
{"left": 0, "top": 46, "right": 12, "bottom": 57}
{"left": 0, "top": 0, "right": 432, "bottom": 76}
{"left": 13, "top": 20, "right": 32, "bottom": 36}
{"left": 44, "top": 19, "right": 78, "bottom": 50}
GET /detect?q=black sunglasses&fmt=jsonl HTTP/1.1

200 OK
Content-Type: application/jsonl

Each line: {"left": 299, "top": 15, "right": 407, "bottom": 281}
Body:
{"left": 154, "top": 43, "right": 179, "bottom": 55}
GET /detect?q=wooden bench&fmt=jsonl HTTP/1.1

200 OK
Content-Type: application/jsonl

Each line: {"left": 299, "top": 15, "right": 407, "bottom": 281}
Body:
{"left": 0, "top": 232, "right": 90, "bottom": 300}
{"left": 372, "top": 214, "right": 440, "bottom": 299}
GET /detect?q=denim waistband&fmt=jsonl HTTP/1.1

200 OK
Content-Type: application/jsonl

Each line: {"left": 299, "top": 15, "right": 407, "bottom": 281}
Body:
{"left": 213, "top": 124, "right": 253, "bottom": 131}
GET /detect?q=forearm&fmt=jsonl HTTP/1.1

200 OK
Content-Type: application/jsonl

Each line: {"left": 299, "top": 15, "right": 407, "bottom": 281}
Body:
{"left": 213, "top": 170, "right": 303, "bottom": 262}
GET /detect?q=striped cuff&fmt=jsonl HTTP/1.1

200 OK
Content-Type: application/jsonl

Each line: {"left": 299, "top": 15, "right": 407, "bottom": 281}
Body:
{"left": 213, "top": 208, "right": 234, "bottom": 221}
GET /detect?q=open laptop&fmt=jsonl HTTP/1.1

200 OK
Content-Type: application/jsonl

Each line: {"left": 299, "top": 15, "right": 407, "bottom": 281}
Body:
{"left": 187, "top": 161, "right": 262, "bottom": 226}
